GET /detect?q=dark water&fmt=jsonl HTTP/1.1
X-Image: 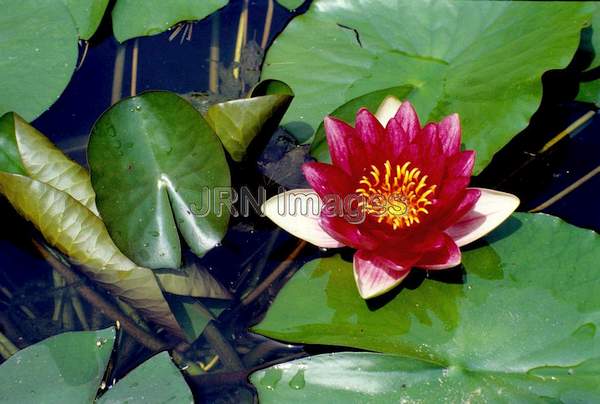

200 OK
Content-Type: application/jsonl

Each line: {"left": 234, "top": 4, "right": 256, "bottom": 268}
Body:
{"left": 1, "top": 0, "right": 599, "bottom": 403}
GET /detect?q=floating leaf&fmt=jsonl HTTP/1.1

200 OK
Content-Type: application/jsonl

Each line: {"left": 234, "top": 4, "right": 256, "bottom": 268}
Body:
{"left": 88, "top": 92, "right": 230, "bottom": 270}
{"left": 0, "top": 112, "right": 97, "bottom": 212}
{"left": 63, "top": 0, "right": 110, "bottom": 40}
{"left": 310, "top": 86, "right": 415, "bottom": 162}
{"left": 112, "top": 0, "right": 228, "bottom": 42}
{"left": 166, "top": 296, "right": 229, "bottom": 342}
{"left": 252, "top": 213, "right": 600, "bottom": 400}
{"left": 261, "top": 0, "right": 592, "bottom": 172}
{"left": 0, "top": 0, "right": 78, "bottom": 121}
{"left": 0, "top": 173, "right": 182, "bottom": 336}
{"left": 206, "top": 91, "right": 293, "bottom": 162}
{"left": 0, "top": 327, "right": 115, "bottom": 403}
{"left": 276, "top": 0, "right": 305, "bottom": 11}
{"left": 97, "top": 352, "right": 193, "bottom": 404}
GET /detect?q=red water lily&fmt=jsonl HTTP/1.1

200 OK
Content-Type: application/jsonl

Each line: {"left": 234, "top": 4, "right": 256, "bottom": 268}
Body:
{"left": 263, "top": 97, "right": 519, "bottom": 299}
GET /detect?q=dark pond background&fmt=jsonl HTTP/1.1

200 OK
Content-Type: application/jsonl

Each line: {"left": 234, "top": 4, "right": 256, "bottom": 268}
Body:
{"left": 1, "top": 0, "right": 600, "bottom": 402}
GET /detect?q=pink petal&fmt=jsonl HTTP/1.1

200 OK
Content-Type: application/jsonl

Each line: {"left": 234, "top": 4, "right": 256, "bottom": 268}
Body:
{"left": 261, "top": 189, "right": 345, "bottom": 248}
{"left": 324, "top": 116, "right": 356, "bottom": 175}
{"left": 302, "top": 162, "right": 353, "bottom": 199}
{"left": 416, "top": 233, "right": 461, "bottom": 270}
{"left": 386, "top": 117, "right": 409, "bottom": 160}
{"left": 353, "top": 250, "right": 413, "bottom": 299}
{"left": 319, "top": 215, "right": 378, "bottom": 250}
{"left": 445, "top": 188, "right": 520, "bottom": 247}
{"left": 393, "top": 101, "right": 420, "bottom": 142}
{"left": 445, "top": 150, "right": 476, "bottom": 179}
{"left": 355, "top": 108, "right": 386, "bottom": 158}
{"left": 375, "top": 96, "right": 402, "bottom": 127}
{"left": 438, "top": 114, "right": 461, "bottom": 156}
{"left": 438, "top": 188, "right": 481, "bottom": 230}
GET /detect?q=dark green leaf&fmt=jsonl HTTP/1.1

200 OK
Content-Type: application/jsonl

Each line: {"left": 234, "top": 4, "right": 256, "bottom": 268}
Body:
{"left": 88, "top": 92, "right": 230, "bottom": 269}
{"left": 112, "top": 0, "right": 228, "bottom": 42}
{"left": 0, "top": 327, "right": 115, "bottom": 404}
{"left": 97, "top": 352, "right": 193, "bottom": 404}
{"left": 155, "top": 262, "right": 231, "bottom": 299}
{"left": 63, "top": 0, "right": 110, "bottom": 40}
{"left": 253, "top": 213, "right": 600, "bottom": 400}
{"left": 0, "top": 0, "right": 78, "bottom": 120}
{"left": 206, "top": 93, "right": 293, "bottom": 162}
{"left": 310, "top": 86, "right": 415, "bottom": 163}
{"left": 262, "top": 0, "right": 592, "bottom": 172}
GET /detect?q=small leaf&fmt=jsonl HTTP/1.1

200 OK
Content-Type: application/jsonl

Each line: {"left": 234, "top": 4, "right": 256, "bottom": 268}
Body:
{"left": 0, "top": 173, "right": 183, "bottom": 336}
{"left": 97, "top": 351, "right": 193, "bottom": 404}
{"left": 0, "top": 0, "right": 78, "bottom": 121}
{"left": 63, "top": 0, "right": 110, "bottom": 40}
{"left": 0, "top": 327, "right": 115, "bottom": 403}
{"left": 166, "top": 296, "right": 229, "bottom": 342}
{"left": 111, "top": 0, "right": 228, "bottom": 42}
{"left": 88, "top": 92, "right": 231, "bottom": 269}
{"left": 206, "top": 91, "right": 293, "bottom": 162}
{"left": 0, "top": 112, "right": 97, "bottom": 213}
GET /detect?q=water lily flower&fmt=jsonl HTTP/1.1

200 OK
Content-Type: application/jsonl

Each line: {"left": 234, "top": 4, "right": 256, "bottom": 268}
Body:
{"left": 263, "top": 97, "right": 519, "bottom": 299}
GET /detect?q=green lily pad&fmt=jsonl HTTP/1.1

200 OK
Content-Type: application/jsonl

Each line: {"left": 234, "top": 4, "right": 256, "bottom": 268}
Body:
{"left": 88, "top": 92, "right": 230, "bottom": 270}
{"left": 206, "top": 93, "right": 293, "bottom": 162}
{"left": 63, "top": 0, "right": 110, "bottom": 40}
{"left": 0, "top": 0, "right": 78, "bottom": 121}
{"left": 310, "top": 86, "right": 415, "bottom": 162}
{"left": 97, "top": 352, "right": 193, "bottom": 404}
{"left": 0, "top": 327, "right": 115, "bottom": 404}
{"left": 261, "top": 0, "right": 592, "bottom": 173}
{"left": 252, "top": 213, "right": 600, "bottom": 401}
{"left": 112, "top": 0, "right": 228, "bottom": 42}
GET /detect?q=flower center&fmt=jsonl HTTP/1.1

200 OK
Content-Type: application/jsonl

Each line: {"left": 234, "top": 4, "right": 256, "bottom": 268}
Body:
{"left": 355, "top": 160, "right": 436, "bottom": 230}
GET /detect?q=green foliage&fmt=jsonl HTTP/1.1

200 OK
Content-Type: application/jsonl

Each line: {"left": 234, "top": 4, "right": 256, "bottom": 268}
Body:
{"left": 262, "top": 0, "right": 592, "bottom": 173}
{"left": 88, "top": 92, "right": 230, "bottom": 270}
{"left": 0, "top": 328, "right": 115, "bottom": 403}
{"left": 252, "top": 213, "right": 600, "bottom": 401}
{"left": 0, "top": 328, "right": 192, "bottom": 404}
{"left": 63, "top": 0, "right": 110, "bottom": 40}
{"left": 0, "top": 0, "right": 78, "bottom": 121}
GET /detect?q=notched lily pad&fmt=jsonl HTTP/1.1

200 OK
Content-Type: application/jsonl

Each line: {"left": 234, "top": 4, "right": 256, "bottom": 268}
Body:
{"left": 252, "top": 213, "right": 600, "bottom": 401}
{"left": 88, "top": 91, "right": 231, "bottom": 270}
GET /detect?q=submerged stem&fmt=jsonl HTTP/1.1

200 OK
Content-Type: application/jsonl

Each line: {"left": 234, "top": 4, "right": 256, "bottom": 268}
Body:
{"left": 32, "top": 239, "right": 168, "bottom": 352}
{"left": 0, "top": 331, "right": 17, "bottom": 359}
{"left": 241, "top": 240, "right": 307, "bottom": 307}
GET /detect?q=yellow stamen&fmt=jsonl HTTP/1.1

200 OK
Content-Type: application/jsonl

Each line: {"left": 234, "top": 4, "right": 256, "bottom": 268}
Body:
{"left": 355, "top": 160, "right": 437, "bottom": 230}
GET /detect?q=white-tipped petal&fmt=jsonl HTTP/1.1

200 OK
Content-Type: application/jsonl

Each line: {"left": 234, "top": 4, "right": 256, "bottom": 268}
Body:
{"left": 353, "top": 251, "right": 411, "bottom": 299}
{"left": 446, "top": 188, "right": 520, "bottom": 247}
{"left": 261, "top": 189, "right": 344, "bottom": 248}
{"left": 375, "top": 96, "right": 402, "bottom": 127}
